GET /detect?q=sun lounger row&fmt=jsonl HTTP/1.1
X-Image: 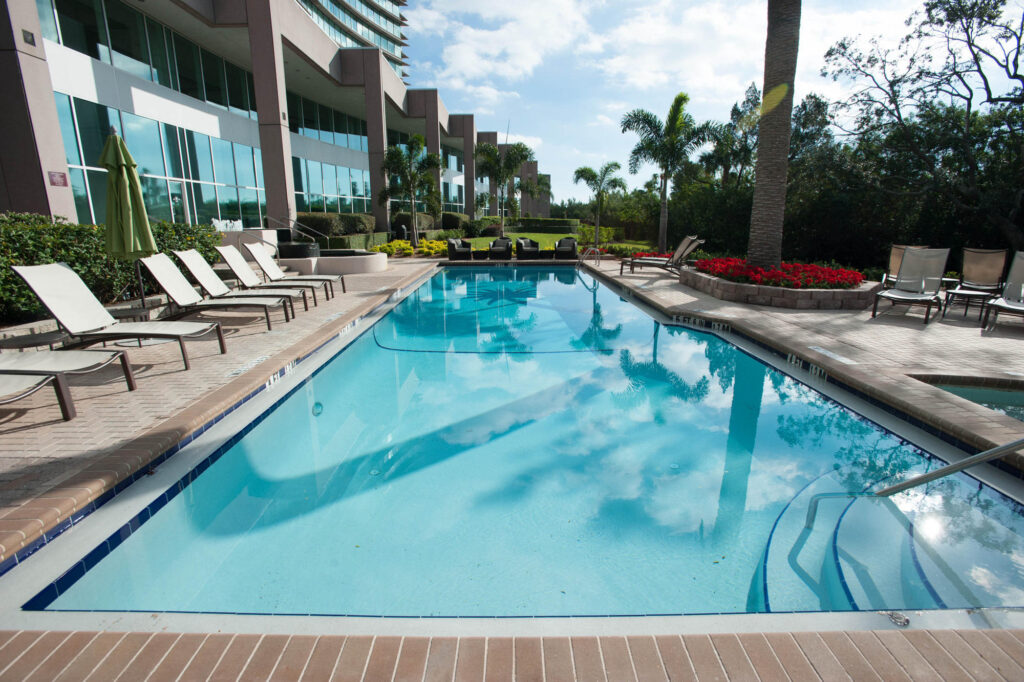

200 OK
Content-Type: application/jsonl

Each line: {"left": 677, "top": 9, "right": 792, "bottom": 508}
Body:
{"left": 446, "top": 237, "right": 579, "bottom": 261}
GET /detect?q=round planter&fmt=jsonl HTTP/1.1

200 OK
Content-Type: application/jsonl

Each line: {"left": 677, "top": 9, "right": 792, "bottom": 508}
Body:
{"left": 277, "top": 241, "right": 320, "bottom": 258}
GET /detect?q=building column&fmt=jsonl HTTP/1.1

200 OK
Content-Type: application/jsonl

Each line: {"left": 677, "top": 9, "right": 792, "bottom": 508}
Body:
{"left": 423, "top": 91, "right": 442, "bottom": 195}
{"left": 452, "top": 114, "right": 476, "bottom": 220}
{"left": 362, "top": 51, "right": 389, "bottom": 232}
{"left": 246, "top": 0, "right": 295, "bottom": 223}
{"left": 0, "top": 2, "right": 77, "bottom": 220}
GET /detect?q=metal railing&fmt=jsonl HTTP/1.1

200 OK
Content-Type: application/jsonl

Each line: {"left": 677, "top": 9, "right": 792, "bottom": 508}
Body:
{"left": 805, "top": 436, "right": 1024, "bottom": 528}
{"left": 265, "top": 215, "right": 330, "bottom": 244}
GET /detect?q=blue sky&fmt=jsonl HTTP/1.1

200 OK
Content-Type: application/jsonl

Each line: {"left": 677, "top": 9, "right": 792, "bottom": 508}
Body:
{"left": 404, "top": 0, "right": 923, "bottom": 202}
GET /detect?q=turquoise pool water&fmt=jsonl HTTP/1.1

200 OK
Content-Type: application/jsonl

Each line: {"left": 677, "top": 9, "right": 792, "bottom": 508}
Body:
{"left": 41, "top": 267, "right": 1024, "bottom": 616}
{"left": 938, "top": 384, "right": 1024, "bottom": 422}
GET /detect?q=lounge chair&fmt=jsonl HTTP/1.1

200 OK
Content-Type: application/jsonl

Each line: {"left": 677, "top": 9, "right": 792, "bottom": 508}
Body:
{"left": 871, "top": 248, "right": 950, "bottom": 324}
{"left": 554, "top": 237, "right": 578, "bottom": 260}
{"left": 243, "top": 243, "right": 345, "bottom": 296}
{"left": 140, "top": 253, "right": 292, "bottom": 331}
{"left": 0, "top": 349, "right": 135, "bottom": 421}
{"left": 982, "top": 252, "right": 1024, "bottom": 328}
{"left": 516, "top": 238, "right": 540, "bottom": 260}
{"left": 12, "top": 263, "right": 226, "bottom": 370}
{"left": 943, "top": 247, "right": 1007, "bottom": 319}
{"left": 620, "top": 235, "right": 705, "bottom": 275}
{"left": 882, "top": 245, "right": 927, "bottom": 288}
{"left": 173, "top": 248, "right": 309, "bottom": 312}
{"left": 489, "top": 237, "right": 512, "bottom": 260}
{"left": 216, "top": 245, "right": 326, "bottom": 306}
{"left": 446, "top": 239, "right": 472, "bottom": 260}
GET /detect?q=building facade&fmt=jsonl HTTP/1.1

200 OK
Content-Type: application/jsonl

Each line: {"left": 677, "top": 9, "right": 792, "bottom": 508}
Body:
{"left": 0, "top": 0, "right": 547, "bottom": 233}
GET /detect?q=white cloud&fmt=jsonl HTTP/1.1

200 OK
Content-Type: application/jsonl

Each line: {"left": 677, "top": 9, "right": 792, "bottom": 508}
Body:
{"left": 504, "top": 133, "right": 543, "bottom": 149}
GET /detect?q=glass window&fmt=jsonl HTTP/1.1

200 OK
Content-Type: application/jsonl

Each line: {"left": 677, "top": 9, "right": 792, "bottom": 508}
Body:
{"left": 173, "top": 34, "right": 203, "bottom": 100}
{"left": 301, "top": 98, "right": 317, "bottom": 139}
{"left": 201, "top": 50, "right": 227, "bottom": 107}
{"left": 325, "top": 195, "right": 339, "bottom": 213}
{"left": 247, "top": 72, "right": 258, "bottom": 119}
{"left": 286, "top": 92, "right": 301, "bottom": 133}
{"left": 105, "top": 1, "right": 151, "bottom": 80}
{"left": 294, "top": 192, "right": 307, "bottom": 212}
{"left": 347, "top": 116, "right": 360, "bottom": 150}
{"left": 168, "top": 180, "right": 186, "bottom": 223}
{"left": 333, "top": 112, "right": 348, "bottom": 149}
{"left": 257, "top": 189, "right": 265, "bottom": 220}
{"left": 225, "top": 61, "right": 248, "bottom": 114}
{"left": 338, "top": 196, "right": 352, "bottom": 213}
{"left": 336, "top": 166, "right": 349, "bottom": 196}
{"left": 140, "top": 175, "right": 171, "bottom": 221}
{"left": 74, "top": 98, "right": 119, "bottom": 167}
{"left": 86, "top": 168, "right": 107, "bottom": 223}
{"left": 54, "top": 92, "right": 81, "bottom": 166}
{"left": 318, "top": 105, "right": 333, "bottom": 144}
{"left": 193, "top": 182, "right": 219, "bottom": 223}
{"left": 233, "top": 143, "right": 256, "bottom": 187}
{"left": 146, "top": 20, "right": 174, "bottom": 88}
{"left": 253, "top": 147, "right": 263, "bottom": 188}
{"left": 239, "top": 188, "right": 260, "bottom": 227}
{"left": 363, "top": 170, "right": 371, "bottom": 197}
{"left": 291, "top": 156, "right": 304, "bottom": 193}
{"left": 360, "top": 120, "right": 368, "bottom": 152}
{"left": 185, "top": 131, "right": 214, "bottom": 182}
{"left": 36, "top": 0, "right": 59, "bottom": 43}
{"left": 120, "top": 112, "right": 164, "bottom": 177}
{"left": 322, "top": 164, "right": 336, "bottom": 197}
{"left": 350, "top": 169, "right": 362, "bottom": 198}
{"left": 54, "top": 0, "right": 109, "bottom": 62}
{"left": 306, "top": 159, "right": 323, "bottom": 195}
{"left": 218, "top": 186, "right": 239, "bottom": 220}
{"left": 210, "top": 137, "right": 235, "bottom": 185}
{"left": 306, "top": 194, "right": 324, "bottom": 213}
{"left": 69, "top": 167, "right": 90, "bottom": 224}
{"left": 162, "top": 124, "right": 183, "bottom": 178}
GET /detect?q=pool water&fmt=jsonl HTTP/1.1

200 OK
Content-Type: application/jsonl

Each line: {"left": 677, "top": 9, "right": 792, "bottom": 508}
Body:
{"left": 937, "top": 384, "right": 1024, "bottom": 422}
{"left": 41, "top": 267, "right": 1024, "bottom": 616}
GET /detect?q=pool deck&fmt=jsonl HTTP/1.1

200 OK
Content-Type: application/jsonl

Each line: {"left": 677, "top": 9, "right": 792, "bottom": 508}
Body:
{"left": 2, "top": 258, "right": 1024, "bottom": 680}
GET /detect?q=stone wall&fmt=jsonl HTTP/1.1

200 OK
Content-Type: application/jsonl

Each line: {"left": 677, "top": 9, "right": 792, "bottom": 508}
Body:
{"left": 678, "top": 269, "right": 881, "bottom": 309}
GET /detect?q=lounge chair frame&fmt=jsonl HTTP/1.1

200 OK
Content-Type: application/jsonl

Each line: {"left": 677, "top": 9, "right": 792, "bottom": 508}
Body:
{"left": 621, "top": 235, "right": 705, "bottom": 275}
{"left": 217, "top": 245, "right": 323, "bottom": 307}
{"left": 174, "top": 249, "right": 310, "bottom": 312}
{"left": 242, "top": 243, "right": 344, "bottom": 296}
{"left": 943, "top": 247, "right": 1007, "bottom": 319}
{"left": 982, "top": 252, "right": 1024, "bottom": 329}
{"left": 871, "top": 248, "right": 950, "bottom": 324}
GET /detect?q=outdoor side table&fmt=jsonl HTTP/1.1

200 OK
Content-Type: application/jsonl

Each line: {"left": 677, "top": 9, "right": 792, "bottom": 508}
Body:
{"left": 942, "top": 287, "right": 995, "bottom": 319}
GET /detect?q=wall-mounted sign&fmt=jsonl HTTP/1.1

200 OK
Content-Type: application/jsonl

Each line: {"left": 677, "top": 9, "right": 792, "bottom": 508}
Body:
{"left": 48, "top": 171, "right": 68, "bottom": 187}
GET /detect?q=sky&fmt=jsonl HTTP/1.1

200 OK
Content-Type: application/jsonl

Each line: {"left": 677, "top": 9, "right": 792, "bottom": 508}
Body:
{"left": 403, "top": 0, "right": 925, "bottom": 203}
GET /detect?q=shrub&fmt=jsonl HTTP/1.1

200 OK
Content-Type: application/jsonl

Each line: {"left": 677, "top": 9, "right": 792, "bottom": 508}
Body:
{"left": 296, "top": 212, "right": 339, "bottom": 237}
{"left": 295, "top": 212, "right": 374, "bottom": 236}
{"left": 441, "top": 212, "right": 470, "bottom": 231}
{"left": 577, "top": 225, "right": 621, "bottom": 244}
{"left": 0, "top": 215, "right": 220, "bottom": 323}
{"left": 340, "top": 213, "right": 375, "bottom": 234}
{"left": 392, "top": 213, "right": 434, "bottom": 230}
{"left": 417, "top": 239, "right": 447, "bottom": 257}
{"left": 515, "top": 217, "right": 580, "bottom": 232}
{"left": 601, "top": 244, "right": 649, "bottom": 258}
{"left": 481, "top": 225, "right": 500, "bottom": 237}
{"left": 466, "top": 218, "right": 498, "bottom": 238}
{"left": 695, "top": 257, "right": 865, "bottom": 289}
{"left": 370, "top": 239, "right": 415, "bottom": 257}
{"left": 435, "top": 229, "right": 464, "bottom": 241}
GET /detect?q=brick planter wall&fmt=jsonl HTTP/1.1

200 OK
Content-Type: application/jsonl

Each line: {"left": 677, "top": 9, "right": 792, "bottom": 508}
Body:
{"left": 678, "top": 269, "right": 882, "bottom": 309}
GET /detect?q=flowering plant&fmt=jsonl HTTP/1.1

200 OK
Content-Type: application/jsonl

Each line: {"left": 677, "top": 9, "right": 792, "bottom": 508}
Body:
{"left": 695, "top": 257, "right": 864, "bottom": 289}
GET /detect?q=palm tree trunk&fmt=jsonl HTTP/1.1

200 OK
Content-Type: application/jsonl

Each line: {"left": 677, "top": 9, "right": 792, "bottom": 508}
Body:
{"left": 658, "top": 173, "right": 669, "bottom": 253}
{"left": 746, "top": 0, "right": 801, "bottom": 269}
{"left": 594, "top": 198, "right": 602, "bottom": 253}
{"left": 410, "top": 198, "right": 420, "bottom": 249}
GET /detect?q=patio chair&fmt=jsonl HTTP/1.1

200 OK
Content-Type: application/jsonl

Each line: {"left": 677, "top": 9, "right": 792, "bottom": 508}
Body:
{"left": 871, "top": 248, "right": 950, "bottom": 324}
{"left": 554, "top": 237, "right": 578, "bottom": 260}
{"left": 216, "top": 245, "right": 325, "bottom": 306}
{"left": 140, "top": 253, "right": 292, "bottom": 331}
{"left": 12, "top": 263, "right": 226, "bottom": 370}
{"left": 173, "top": 249, "right": 309, "bottom": 312}
{"left": 882, "top": 245, "right": 927, "bottom": 288}
{"left": 243, "top": 243, "right": 345, "bottom": 296}
{"left": 489, "top": 237, "right": 513, "bottom": 260}
{"left": 0, "top": 349, "right": 135, "bottom": 421}
{"left": 943, "top": 248, "right": 1007, "bottom": 319}
{"left": 516, "top": 238, "right": 540, "bottom": 260}
{"left": 446, "top": 239, "right": 472, "bottom": 260}
{"left": 620, "top": 235, "right": 705, "bottom": 275}
{"left": 982, "top": 252, "right": 1024, "bottom": 329}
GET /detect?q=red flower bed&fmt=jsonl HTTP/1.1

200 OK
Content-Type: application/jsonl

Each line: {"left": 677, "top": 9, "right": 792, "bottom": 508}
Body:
{"left": 695, "top": 257, "right": 864, "bottom": 289}
{"left": 632, "top": 251, "right": 673, "bottom": 259}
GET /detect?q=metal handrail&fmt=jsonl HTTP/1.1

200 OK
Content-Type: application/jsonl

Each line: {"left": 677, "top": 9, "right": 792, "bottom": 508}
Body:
{"left": 579, "top": 246, "right": 603, "bottom": 266}
{"left": 805, "top": 436, "right": 1024, "bottom": 528}
{"left": 265, "top": 215, "right": 330, "bottom": 243}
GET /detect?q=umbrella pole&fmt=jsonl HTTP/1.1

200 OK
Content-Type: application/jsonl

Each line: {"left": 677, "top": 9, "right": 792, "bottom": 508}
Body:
{"left": 135, "top": 259, "right": 147, "bottom": 308}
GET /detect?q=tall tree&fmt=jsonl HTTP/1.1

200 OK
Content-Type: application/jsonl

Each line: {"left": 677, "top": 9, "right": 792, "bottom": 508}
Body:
{"left": 746, "top": 0, "right": 802, "bottom": 269}
{"left": 621, "top": 93, "right": 718, "bottom": 252}
{"left": 475, "top": 142, "right": 535, "bottom": 237}
{"left": 377, "top": 134, "right": 441, "bottom": 248}
{"left": 702, "top": 84, "right": 761, "bottom": 188}
{"left": 573, "top": 162, "right": 627, "bottom": 252}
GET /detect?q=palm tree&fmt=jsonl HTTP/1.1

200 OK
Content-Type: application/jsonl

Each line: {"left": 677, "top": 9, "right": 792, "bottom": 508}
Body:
{"left": 378, "top": 134, "right": 441, "bottom": 248}
{"left": 621, "top": 93, "right": 718, "bottom": 252}
{"left": 573, "top": 162, "right": 627, "bottom": 253}
{"left": 475, "top": 142, "right": 535, "bottom": 238}
{"left": 746, "top": 0, "right": 802, "bottom": 268}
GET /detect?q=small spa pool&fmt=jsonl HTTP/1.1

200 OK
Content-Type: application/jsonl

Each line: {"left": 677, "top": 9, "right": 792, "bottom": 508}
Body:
{"left": 936, "top": 384, "right": 1024, "bottom": 422}
{"left": 23, "top": 267, "right": 1024, "bottom": 617}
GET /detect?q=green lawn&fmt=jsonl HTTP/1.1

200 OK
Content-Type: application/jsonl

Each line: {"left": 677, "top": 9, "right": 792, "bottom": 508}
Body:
{"left": 465, "top": 233, "right": 656, "bottom": 251}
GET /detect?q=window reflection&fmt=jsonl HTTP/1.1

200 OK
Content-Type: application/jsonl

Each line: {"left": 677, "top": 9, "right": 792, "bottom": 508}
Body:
{"left": 121, "top": 112, "right": 164, "bottom": 177}
{"left": 105, "top": 1, "right": 151, "bottom": 80}
{"left": 54, "top": 0, "right": 109, "bottom": 62}
{"left": 54, "top": 93, "right": 81, "bottom": 166}
{"left": 210, "top": 137, "right": 235, "bottom": 185}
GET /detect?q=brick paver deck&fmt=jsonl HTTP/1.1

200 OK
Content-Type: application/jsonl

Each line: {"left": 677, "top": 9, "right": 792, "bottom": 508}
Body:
{"left": 2, "top": 259, "right": 1024, "bottom": 680}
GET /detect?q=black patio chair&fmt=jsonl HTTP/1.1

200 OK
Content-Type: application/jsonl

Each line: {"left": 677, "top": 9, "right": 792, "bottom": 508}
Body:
{"left": 516, "top": 238, "right": 540, "bottom": 260}
{"left": 489, "top": 237, "right": 513, "bottom": 260}
{"left": 554, "top": 237, "right": 578, "bottom": 260}
{"left": 447, "top": 238, "right": 472, "bottom": 260}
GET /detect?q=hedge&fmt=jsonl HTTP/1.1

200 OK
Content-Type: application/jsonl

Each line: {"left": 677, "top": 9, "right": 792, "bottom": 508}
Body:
{"left": 441, "top": 212, "right": 470, "bottom": 231}
{"left": 509, "top": 218, "right": 580, "bottom": 233}
{"left": 391, "top": 212, "right": 434, "bottom": 230}
{"left": 0, "top": 214, "right": 220, "bottom": 324}
{"left": 577, "top": 225, "right": 623, "bottom": 244}
{"left": 296, "top": 212, "right": 375, "bottom": 236}
{"left": 315, "top": 232, "right": 389, "bottom": 250}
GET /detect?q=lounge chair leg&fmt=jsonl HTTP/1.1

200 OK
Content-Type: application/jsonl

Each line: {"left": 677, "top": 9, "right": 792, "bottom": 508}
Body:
{"left": 178, "top": 338, "right": 191, "bottom": 370}
{"left": 264, "top": 306, "right": 273, "bottom": 331}
{"left": 326, "top": 282, "right": 334, "bottom": 299}
{"left": 924, "top": 302, "right": 932, "bottom": 324}
{"left": 340, "top": 277, "right": 346, "bottom": 294}
{"left": 214, "top": 323, "right": 227, "bottom": 354}
{"left": 311, "top": 287, "right": 318, "bottom": 306}
{"left": 52, "top": 374, "right": 75, "bottom": 421}
{"left": 300, "top": 291, "right": 309, "bottom": 311}
{"left": 118, "top": 351, "right": 137, "bottom": 391}
{"left": 871, "top": 296, "right": 879, "bottom": 318}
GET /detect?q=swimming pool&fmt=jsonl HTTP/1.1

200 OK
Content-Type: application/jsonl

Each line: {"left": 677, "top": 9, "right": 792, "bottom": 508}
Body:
{"left": 28, "top": 267, "right": 1024, "bottom": 616}
{"left": 937, "top": 384, "right": 1024, "bottom": 422}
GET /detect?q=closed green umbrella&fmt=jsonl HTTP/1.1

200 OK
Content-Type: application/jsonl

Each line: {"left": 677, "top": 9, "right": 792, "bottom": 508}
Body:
{"left": 100, "top": 130, "right": 157, "bottom": 306}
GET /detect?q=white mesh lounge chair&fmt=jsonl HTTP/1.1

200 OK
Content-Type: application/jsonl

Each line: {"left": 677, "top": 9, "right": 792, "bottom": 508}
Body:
{"left": 871, "top": 248, "right": 950, "bottom": 324}
{"left": 13, "top": 263, "right": 226, "bottom": 370}
{"left": 173, "top": 249, "right": 309, "bottom": 312}
{"left": 620, "top": 235, "right": 705, "bottom": 275}
{"left": 943, "top": 247, "right": 1007, "bottom": 319}
{"left": 243, "top": 243, "right": 345, "bottom": 296}
{"left": 0, "top": 349, "right": 135, "bottom": 421}
{"left": 216, "top": 245, "right": 326, "bottom": 306}
{"left": 882, "top": 245, "right": 927, "bottom": 288}
{"left": 982, "top": 252, "right": 1024, "bottom": 328}
{"left": 140, "top": 253, "right": 292, "bottom": 331}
